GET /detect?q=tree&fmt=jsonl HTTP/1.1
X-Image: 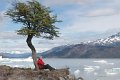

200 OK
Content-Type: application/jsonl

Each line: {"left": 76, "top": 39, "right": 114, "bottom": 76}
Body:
{"left": 6, "top": 1, "right": 60, "bottom": 70}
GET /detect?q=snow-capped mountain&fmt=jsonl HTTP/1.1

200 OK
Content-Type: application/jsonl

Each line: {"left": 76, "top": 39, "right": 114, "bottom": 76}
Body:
{"left": 86, "top": 32, "right": 120, "bottom": 46}
{"left": 41, "top": 32, "right": 120, "bottom": 58}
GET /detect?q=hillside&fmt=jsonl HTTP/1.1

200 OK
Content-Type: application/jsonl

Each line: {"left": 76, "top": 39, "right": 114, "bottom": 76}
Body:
{"left": 41, "top": 32, "right": 120, "bottom": 58}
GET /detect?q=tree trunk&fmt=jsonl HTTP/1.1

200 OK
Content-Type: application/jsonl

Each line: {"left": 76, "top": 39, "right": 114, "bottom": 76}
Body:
{"left": 26, "top": 35, "right": 39, "bottom": 70}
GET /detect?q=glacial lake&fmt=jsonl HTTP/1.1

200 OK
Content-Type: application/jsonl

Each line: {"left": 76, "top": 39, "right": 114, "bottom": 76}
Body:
{"left": 0, "top": 57, "right": 120, "bottom": 80}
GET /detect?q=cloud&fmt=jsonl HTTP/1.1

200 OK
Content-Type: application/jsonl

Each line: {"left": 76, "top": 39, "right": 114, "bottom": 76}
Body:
{"left": 0, "top": 0, "right": 14, "bottom": 29}
{"left": 0, "top": 32, "right": 24, "bottom": 40}
{"left": 42, "top": 0, "right": 96, "bottom": 6}
{"left": 0, "top": 31, "right": 70, "bottom": 52}
{"left": 0, "top": 12, "right": 4, "bottom": 21}
{"left": 82, "top": 8, "right": 119, "bottom": 17}
{"left": 3, "top": 0, "right": 111, "bottom": 7}
{"left": 0, "top": 11, "right": 8, "bottom": 28}
{"left": 41, "top": 0, "right": 116, "bottom": 7}
{"left": 61, "top": 9, "right": 120, "bottom": 33}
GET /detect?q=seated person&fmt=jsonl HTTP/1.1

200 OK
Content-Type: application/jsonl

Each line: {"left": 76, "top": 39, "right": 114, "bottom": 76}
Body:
{"left": 37, "top": 56, "right": 55, "bottom": 71}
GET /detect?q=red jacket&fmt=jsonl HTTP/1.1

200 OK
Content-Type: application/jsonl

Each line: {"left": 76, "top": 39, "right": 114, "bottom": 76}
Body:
{"left": 37, "top": 57, "right": 45, "bottom": 69}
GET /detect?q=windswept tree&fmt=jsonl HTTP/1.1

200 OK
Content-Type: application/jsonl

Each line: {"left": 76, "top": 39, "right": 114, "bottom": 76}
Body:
{"left": 6, "top": 1, "right": 60, "bottom": 70}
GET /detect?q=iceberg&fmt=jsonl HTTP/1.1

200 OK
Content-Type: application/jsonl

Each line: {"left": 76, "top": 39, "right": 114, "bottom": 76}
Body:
{"left": 106, "top": 72, "right": 117, "bottom": 75}
{"left": 7, "top": 57, "right": 33, "bottom": 62}
{"left": 84, "top": 66, "right": 95, "bottom": 72}
{"left": 0, "top": 56, "right": 3, "bottom": 60}
{"left": 105, "top": 69, "right": 118, "bottom": 76}
{"left": 24, "top": 57, "right": 33, "bottom": 62}
{"left": 93, "top": 60, "right": 107, "bottom": 64}
{"left": 93, "top": 60, "right": 115, "bottom": 65}
{"left": 74, "top": 69, "right": 81, "bottom": 79}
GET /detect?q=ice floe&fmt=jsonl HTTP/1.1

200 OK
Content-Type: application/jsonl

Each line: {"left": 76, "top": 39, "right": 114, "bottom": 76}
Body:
{"left": 93, "top": 60, "right": 107, "bottom": 64}
{"left": 105, "top": 68, "right": 120, "bottom": 76}
{"left": 0, "top": 56, "right": 3, "bottom": 60}
{"left": 24, "top": 57, "right": 33, "bottom": 62}
{"left": 93, "top": 60, "right": 114, "bottom": 65}
{"left": 84, "top": 66, "right": 95, "bottom": 72}
{"left": 74, "top": 69, "right": 81, "bottom": 78}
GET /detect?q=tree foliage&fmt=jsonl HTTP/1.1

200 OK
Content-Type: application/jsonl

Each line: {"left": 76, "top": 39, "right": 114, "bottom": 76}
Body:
{"left": 6, "top": 1, "right": 60, "bottom": 39}
{"left": 6, "top": 0, "right": 60, "bottom": 70}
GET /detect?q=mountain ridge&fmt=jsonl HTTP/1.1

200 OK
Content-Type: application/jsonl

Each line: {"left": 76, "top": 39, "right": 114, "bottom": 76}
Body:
{"left": 41, "top": 32, "right": 120, "bottom": 58}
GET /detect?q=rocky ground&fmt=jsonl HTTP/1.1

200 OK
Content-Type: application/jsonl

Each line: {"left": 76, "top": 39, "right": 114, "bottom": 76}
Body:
{"left": 0, "top": 65, "right": 77, "bottom": 80}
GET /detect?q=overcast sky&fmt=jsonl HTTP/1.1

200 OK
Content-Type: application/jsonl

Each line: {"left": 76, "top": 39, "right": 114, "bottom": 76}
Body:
{"left": 0, "top": 0, "right": 120, "bottom": 53}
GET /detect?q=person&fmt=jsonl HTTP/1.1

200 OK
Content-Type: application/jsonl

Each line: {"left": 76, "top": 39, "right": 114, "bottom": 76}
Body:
{"left": 37, "top": 56, "right": 55, "bottom": 71}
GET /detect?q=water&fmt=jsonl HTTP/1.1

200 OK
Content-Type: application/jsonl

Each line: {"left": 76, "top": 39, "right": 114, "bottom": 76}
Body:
{"left": 0, "top": 56, "right": 120, "bottom": 80}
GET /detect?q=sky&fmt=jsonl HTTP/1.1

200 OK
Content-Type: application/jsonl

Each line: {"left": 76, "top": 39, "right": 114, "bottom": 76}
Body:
{"left": 0, "top": 0, "right": 120, "bottom": 53}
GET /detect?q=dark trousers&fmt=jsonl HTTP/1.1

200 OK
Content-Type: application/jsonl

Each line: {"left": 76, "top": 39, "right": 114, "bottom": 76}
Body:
{"left": 43, "top": 64, "right": 55, "bottom": 71}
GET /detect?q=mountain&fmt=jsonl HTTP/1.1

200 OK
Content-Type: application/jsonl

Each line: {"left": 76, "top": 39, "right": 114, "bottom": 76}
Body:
{"left": 41, "top": 32, "right": 120, "bottom": 58}
{"left": 0, "top": 52, "right": 31, "bottom": 58}
{"left": 86, "top": 32, "right": 120, "bottom": 46}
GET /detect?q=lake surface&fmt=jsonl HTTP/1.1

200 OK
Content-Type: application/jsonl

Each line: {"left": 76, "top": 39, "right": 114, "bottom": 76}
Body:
{"left": 0, "top": 56, "right": 120, "bottom": 80}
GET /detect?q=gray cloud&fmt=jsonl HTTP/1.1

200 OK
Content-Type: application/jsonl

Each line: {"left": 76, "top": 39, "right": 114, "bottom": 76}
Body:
{"left": 0, "top": 31, "right": 68, "bottom": 51}
{"left": 0, "top": 32, "right": 25, "bottom": 40}
{"left": 0, "top": 12, "right": 4, "bottom": 21}
{"left": 81, "top": 8, "right": 119, "bottom": 17}
{"left": 41, "top": 0, "right": 96, "bottom": 6}
{"left": 41, "top": 0, "right": 114, "bottom": 7}
{"left": 0, "top": 11, "right": 8, "bottom": 28}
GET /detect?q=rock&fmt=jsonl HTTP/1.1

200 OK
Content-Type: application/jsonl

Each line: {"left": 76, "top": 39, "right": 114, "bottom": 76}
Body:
{"left": 0, "top": 65, "right": 76, "bottom": 80}
{"left": 77, "top": 77, "right": 84, "bottom": 80}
